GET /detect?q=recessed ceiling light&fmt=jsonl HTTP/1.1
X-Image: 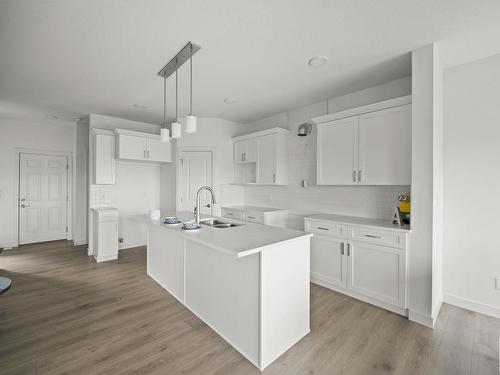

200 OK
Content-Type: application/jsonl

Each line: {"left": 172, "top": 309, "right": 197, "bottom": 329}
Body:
{"left": 133, "top": 104, "right": 148, "bottom": 109}
{"left": 308, "top": 56, "right": 328, "bottom": 67}
{"left": 46, "top": 115, "right": 59, "bottom": 120}
{"left": 224, "top": 98, "right": 238, "bottom": 104}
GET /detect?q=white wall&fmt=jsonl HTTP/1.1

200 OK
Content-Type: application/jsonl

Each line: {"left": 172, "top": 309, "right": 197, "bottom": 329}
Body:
{"left": 73, "top": 119, "right": 89, "bottom": 245}
{"left": 175, "top": 118, "right": 246, "bottom": 216}
{"left": 0, "top": 119, "right": 74, "bottom": 248}
{"left": 88, "top": 114, "right": 164, "bottom": 252}
{"left": 240, "top": 77, "right": 412, "bottom": 228}
{"left": 443, "top": 53, "right": 500, "bottom": 318}
{"left": 409, "top": 44, "right": 444, "bottom": 328}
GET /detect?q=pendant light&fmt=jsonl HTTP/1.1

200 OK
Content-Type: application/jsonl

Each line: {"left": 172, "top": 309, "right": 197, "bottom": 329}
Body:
{"left": 160, "top": 74, "right": 170, "bottom": 142}
{"left": 185, "top": 44, "right": 197, "bottom": 133}
{"left": 171, "top": 61, "right": 182, "bottom": 139}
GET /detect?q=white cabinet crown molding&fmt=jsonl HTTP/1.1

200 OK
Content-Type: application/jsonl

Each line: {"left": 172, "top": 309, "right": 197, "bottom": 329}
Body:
{"left": 312, "top": 95, "right": 412, "bottom": 124}
{"left": 232, "top": 127, "right": 290, "bottom": 142}
{"left": 92, "top": 128, "right": 115, "bottom": 136}
{"left": 114, "top": 128, "right": 161, "bottom": 139}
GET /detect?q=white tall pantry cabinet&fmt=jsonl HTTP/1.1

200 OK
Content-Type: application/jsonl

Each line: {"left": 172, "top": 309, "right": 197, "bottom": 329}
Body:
{"left": 93, "top": 129, "right": 116, "bottom": 185}
{"left": 314, "top": 96, "right": 412, "bottom": 185}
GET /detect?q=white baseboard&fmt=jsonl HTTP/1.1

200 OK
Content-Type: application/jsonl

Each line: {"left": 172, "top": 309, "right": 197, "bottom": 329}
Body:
{"left": 119, "top": 241, "right": 146, "bottom": 250}
{"left": 444, "top": 293, "right": 500, "bottom": 319}
{"left": 432, "top": 297, "right": 443, "bottom": 321}
{"left": 93, "top": 253, "right": 118, "bottom": 263}
{"left": 1, "top": 242, "right": 18, "bottom": 250}
{"left": 409, "top": 309, "right": 435, "bottom": 328}
{"left": 73, "top": 239, "right": 87, "bottom": 246}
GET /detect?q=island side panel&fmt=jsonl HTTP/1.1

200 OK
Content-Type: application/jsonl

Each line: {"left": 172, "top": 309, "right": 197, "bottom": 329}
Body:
{"left": 184, "top": 240, "right": 260, "bottom": 367}
{"left": 147, "top": 225, "right": 185, "bottom": 303}
{"left": 259, "top": 236, "right": 311, "bottom": 370}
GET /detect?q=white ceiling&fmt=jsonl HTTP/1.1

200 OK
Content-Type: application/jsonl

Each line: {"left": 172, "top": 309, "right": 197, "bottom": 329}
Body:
{"left": 1, "top": 0, "right": 500, "bottom": 125}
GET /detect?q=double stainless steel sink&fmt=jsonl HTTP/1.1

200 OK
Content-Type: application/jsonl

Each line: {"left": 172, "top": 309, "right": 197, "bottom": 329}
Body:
{"left": 201, "top": 219, "right": 243, "bottom": 229}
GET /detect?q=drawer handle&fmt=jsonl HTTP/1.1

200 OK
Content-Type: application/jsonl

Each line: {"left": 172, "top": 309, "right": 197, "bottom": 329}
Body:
{"left": 317, "top": 227, "right": 329, "bottom": 231}
{"left": 364, "top": 234, "right": 381, "bottom": 239}
{"left": 226, "top": 213, "right": 234, "bottom": 216}
{"left": 247, "top": 216, "right": 255, "bottom": 219}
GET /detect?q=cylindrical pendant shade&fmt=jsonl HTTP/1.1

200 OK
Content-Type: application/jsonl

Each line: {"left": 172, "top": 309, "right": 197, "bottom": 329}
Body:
{"left": 171, "top": 121, "right": 182, "bottom": 139}
{"left": 160, "top": 128, "right": 170, "bottom": 142}
{"left": 185, "top": 115, "right": 197, "bottom": 133}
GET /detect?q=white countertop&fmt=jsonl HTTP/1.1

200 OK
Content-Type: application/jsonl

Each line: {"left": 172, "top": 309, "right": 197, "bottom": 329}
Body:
{"left": 133, "top": 211, "right": 311, "bottom": 258}
{"left": 305, "top": 213, "right": 411, "bottom": 232}
{"left": 222, "top": 205, "right": 287, "bottom": 213}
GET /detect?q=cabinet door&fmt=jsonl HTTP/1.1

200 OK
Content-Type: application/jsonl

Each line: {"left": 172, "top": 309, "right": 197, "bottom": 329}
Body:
{"left": 234, "top": 141, "right": 246, "bottom": 163}
{"left": 358, "top": 104, "right": 411, "bottom": 185}
{"left": 98, "top": 221, "right": 118, "bottom": 257}
{"left": 310, "top": 234, "right": 347, "bottom": 289}
{"left": 245, "top": 138, "right": 258, "bottom": 162}
{"left": 317, "top": 116, "right": 358, "bottom": 185}
{"left": 147, "top": 138, "right": 172, "bottom": 162}
{"left": 257, "top": 134, "right": 277, "bottom": 184}
{"left": 347, "top": 241, "right": 405, "bottom": 308}
{"left": 118, "top": 134, "right": 147, "bottom": 160}
{"left": 94, "top": 134, "right": 115, "bottom": 184}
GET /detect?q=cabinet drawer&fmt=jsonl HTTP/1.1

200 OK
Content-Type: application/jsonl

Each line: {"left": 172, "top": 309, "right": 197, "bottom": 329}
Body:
{"left": 221, "top": 208, "right": 243, "bottom": 220}
{"left": 348, "top": 226, "right": 406, "bottom": 249}
{"left": 305, "top": 220, "right": 347, "bottom": 239}
{"left": 243, "top": 211, "right": 264, "bottom": 224}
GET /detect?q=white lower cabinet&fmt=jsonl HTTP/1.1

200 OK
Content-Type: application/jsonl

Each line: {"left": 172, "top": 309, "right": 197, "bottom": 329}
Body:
{"left": 306, "top": 218, "right": 408, "bottom": 316}
{"left": 310, "top": 234, "right": 347, "bottom": 289}
{"left": 347, "top": 241, "right": 406, "bottom": 309}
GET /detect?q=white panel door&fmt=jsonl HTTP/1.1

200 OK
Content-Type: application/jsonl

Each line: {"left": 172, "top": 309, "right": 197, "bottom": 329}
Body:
{"left": 257, "top": 134, "right": 276, "bottom": 184}
{"left": 179, "top": 151, "right": 213, "bottom": 215}
{"left": 347, "top": 241, "right": 406, "bottom": 308}
{"left": 19, "top": 154, "right": 68, "bottom": 244}
{"left": 117, "top": 134, "right": 147, "bottom": 160}
{"left": 310, "top": 234, "right": 347, "bottom": 289}
{"left": 147, "top": 138, "right": 172, "bottom": 162}
{"left": 317, "top": 116, "right": 359, "bottom": 185}
{"left": 358, "top": 104, "right": 412, "bottom": 185}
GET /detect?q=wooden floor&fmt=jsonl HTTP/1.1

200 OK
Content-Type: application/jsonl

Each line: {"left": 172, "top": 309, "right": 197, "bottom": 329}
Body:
{"left": 0, "top": 241, "right": 498, "bottom": 375}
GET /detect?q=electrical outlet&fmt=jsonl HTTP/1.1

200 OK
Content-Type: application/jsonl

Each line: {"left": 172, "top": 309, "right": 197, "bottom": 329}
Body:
{"left": 118, "top": 237, "right": 124, "bottom": 243}
{"left": 495, "top": 278, "right": 500, "bottom": 290}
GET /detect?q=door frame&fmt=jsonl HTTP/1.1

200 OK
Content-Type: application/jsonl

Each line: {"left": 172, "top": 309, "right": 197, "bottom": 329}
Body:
{"left": 14, "top": 148, "right": 73, "bottom": 247}
{"left": 176, "top": 146, "right": 216, "bottom": 214}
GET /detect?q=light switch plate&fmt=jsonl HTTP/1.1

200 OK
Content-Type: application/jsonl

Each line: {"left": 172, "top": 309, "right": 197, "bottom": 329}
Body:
{"left": 495, "top": 278, "right": 500, "bottom": 290}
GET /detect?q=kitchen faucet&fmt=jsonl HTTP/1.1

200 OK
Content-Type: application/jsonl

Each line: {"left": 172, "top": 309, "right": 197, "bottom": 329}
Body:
{"left": 194, "top": 185, "right": 216, "bottom": 226}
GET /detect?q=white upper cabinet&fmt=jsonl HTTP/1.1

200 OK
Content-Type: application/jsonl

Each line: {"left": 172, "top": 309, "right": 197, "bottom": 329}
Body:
{"left": 147, "top": 138, "right": 172, "bottom": 162}
{"left": 257, "top": 134, "right": 277, "bottom": 184}
{"left": 317, "top": 116, "right": 359, "bottom": 185}
{"left": 358, "top": 104, "right": 411, "bottom": 185}
{"left": 94, "top": 130, "right": 116, "bottom": 185}
{"left": 313, "top": 96, "right": 412, "bottom": 186}
{"left": 118, "top": 134, "right": 148, "bottom": 160}
{"left": 115, "top": 129, "right": 171, "bottom": 163}
{"left": 233, "top": 127, "right": 289, "bottom": 185}
{"left": 234, "top": 138, "right": 257, "bottom": 163}
{"left": 234, "top": 141, "right": 246, "bottom": 163}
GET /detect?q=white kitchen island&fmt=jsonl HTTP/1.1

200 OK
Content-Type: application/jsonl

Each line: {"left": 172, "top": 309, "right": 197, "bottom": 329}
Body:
{"left": 137, "top": 212, "right": 312, "bottom": 371}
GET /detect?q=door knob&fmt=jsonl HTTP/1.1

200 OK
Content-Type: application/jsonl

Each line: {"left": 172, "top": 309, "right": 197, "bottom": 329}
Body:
{"left": 20, "top": 204, "right": 30, "bottom": 208}
{"left": 203, "top": 204, "right": 211, "bottom": 208}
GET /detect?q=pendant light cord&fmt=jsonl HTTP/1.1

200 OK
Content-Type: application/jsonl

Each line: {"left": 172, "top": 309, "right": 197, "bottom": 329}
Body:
{"left": 190, "top": 45, "right": 193, "bottom": 115}
{"left": 163, "top": 75, "right": 166, "bottom": 128}
{"left": 175, "top": 60, "right": 178, "bottom": 121}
